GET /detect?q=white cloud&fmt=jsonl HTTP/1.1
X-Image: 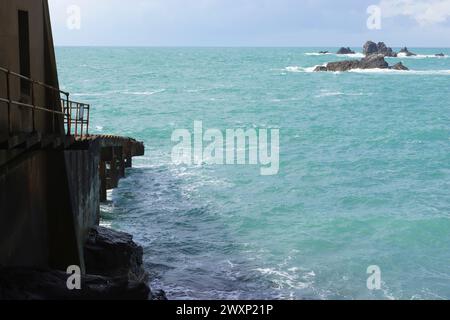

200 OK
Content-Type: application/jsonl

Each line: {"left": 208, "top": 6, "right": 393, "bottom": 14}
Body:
{"left": 379, "top": 0, "right": 450, "bottom": 25}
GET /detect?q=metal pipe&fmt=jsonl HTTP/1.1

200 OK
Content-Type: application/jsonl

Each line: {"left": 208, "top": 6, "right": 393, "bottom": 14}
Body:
{"left": 6, "top": 70, "right": 11, "bottom": 136}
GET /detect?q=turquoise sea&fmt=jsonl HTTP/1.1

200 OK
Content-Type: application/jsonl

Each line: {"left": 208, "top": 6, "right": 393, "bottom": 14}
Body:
{"left": 57, "top": 47, "right": 450, "bottom": 300}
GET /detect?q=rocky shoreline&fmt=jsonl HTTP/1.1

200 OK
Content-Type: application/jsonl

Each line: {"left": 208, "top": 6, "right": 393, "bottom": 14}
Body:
{"left": 0, "top": 227, "right": 166, "bottom": 300}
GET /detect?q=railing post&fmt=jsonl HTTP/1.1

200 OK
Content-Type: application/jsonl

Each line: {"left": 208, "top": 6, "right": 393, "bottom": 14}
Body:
{"left": 86, "top": 104, "right": 90, "bottom": 136}
{"left": 51, "top": 89, "right": 55, "bottom": 134}
{"left": 6, "top": 70, "right": 12, "bottom": 136}
{"left": 74, "top": 102, "right": 79, "bottom": 137}
{"left": 65, "top": 93, "right": 70, "bottom": 136}
{"left": 31, "top": 82, "right": 36, "bottom": 133}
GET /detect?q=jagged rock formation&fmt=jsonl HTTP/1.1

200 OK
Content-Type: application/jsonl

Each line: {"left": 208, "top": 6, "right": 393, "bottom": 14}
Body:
{"left": 363, "top": 41, "right": 397, "bottom": 57}
{"left": 314, "top": 54, "right": 409, "bottom": 72}
{"left": 84, "top": 226, "right": 148, "bottom": 283}
{"left": 0, "top": 227, "right": 167, "bottom": 300}
{"left": 337, "top": 47, "right": 355, "bottom": 54}
{"left": 399, "top": 47, "right": 416, "bottom": 56}
{"left": 435, "top": 53, "right": 445, "bottom": 57}
{"left": 318, "top": 51, "right": 329, "bottom": 54}
{"left": 391, "top": 62, "right": 409, "bottom": 70}
{"left": 0, "top": 267, "right": 150, "bottom": 300}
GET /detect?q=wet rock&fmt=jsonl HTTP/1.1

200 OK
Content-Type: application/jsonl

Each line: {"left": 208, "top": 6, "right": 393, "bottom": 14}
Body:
{"left": 399, "top": 47, "right": 416, "bottom": 56}
{"left": 435, "top": 53, "right": 445, "bottom": 57}
{"left": 359, "top": 54, "right": 390, "bottom": 69}
{"left": 363, "top": 41, "right": 397, "bottom": 57}
{"left": 337, "top": 47, "right": 355, "bottom": 54}
{"left": 390, "top": 62, "right": 409, "bottom": 71}
{"left": 152, "top": 289, "right": 168, "bottom": 300}
{"left": 314, "top": 54, "right": 390, "bottom": 72}
{"left": 84, "top": 226, "right": 148, "bottom": 283}
{"left": 0, "top": 267, "right": 150, "bottom": 300}
{"left": 318, "top": 51, "right": 329, "bottom": 54}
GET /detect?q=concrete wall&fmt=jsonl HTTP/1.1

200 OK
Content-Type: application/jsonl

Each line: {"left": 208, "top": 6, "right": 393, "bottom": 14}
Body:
{"left": 0, "top": 0, "right": 62, "bottom": 136}
{"left": 0, "top": 145, "right": 102, "bottom": 272}
{"left": 0, "top": 151, "right": 49, "bottom": 267}
{"left": 64, "top": 145, "right": 102, "bottom": 270}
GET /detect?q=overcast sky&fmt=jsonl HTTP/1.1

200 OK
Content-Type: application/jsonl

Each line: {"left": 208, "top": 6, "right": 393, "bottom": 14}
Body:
{"left": 48, "top": 0, "right": 450, "bottom": 47}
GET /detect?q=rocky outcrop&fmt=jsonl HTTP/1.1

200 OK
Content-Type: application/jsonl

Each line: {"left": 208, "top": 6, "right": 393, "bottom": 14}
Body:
{"left": 0, "top": 267, "right": 150, "bottom": 300}
{"left": 318, "top": 51, "right": 329, "bottom": 54}
{"left": 84, "top": 226, "right": 148, "bottom": 283}
{"left": 314, "top": 54, "right": 409, "bottom": 72}
{"left": 435, "top": 53, "right": 445, "bottom": 57}
{"left": 363, "top": 41, "right": 397, "bottom": 57}
{"left": 337, "top": 47, "right": 355, "bottom": 55}
{"left": 399, "top": 47, "right": 416, "bottom": 56}
{"left": 391, "top": 62, "right": 409, "bottom": 70}
{"left": 0, "top": 227, "right": 166, "bottom": 300}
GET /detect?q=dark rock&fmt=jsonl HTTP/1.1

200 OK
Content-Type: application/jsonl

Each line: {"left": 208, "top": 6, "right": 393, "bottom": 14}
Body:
{"left": 84, "top": 226, "right": 148, "bottom": 283}
{"left": 315, "top": 54, "right": 391, "bottom": 72}
{"left": 399, "top": 47, "right": 416, "bottom": 56}
{"left": 152, "top": 289, "right": 168, "bottom": 300}
{"left": 318, "top": 51, "right": 329, "bottom": 54}
{"left": 0, "top": 267, "right": 150, "bottom": 300}
{"left": 435, "top": 53, "right": 445, "bottom": 57}
{"left": 390, "top": 62, "right": 409, "bottom": 70}
{"left": 363, "top": 41, "right": 397, "bottom": 57}
{"left": 337, "top": 47, "right": 355, "bottom": 54}
{"left": 313, "top": 65, "right": 329, "bottom": 72}
{"left": 359, "top": 54, "right": 389, "bottom": 69}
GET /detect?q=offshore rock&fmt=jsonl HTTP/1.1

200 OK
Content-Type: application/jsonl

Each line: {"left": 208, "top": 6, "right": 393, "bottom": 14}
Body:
{"left": 391, "top": 62, "right": 409, "bottom": 70}
{"left": 363, "top": 41, "right": 397, "bottom": 57}
{"left": 435, "top": 53, "right": 445, "bottom": 57}
{"left": 314, "top": 54, "right": 389, "bottom": 72}
{"left": 0, "top": 267, "right": 150, "bottom": 300}
{"left": 337, "top": 47, "right": 355, "bottom": 54}
{"left": 399, "top": 47, "right": 416, "bottom": 56}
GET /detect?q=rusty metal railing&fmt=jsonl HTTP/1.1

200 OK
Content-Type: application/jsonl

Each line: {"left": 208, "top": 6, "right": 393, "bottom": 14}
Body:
{"left": 63, "top": 100, "right": 90, "bottom": 136}
{"left": 0, "top": 66, "right": 89, "bottom": 138}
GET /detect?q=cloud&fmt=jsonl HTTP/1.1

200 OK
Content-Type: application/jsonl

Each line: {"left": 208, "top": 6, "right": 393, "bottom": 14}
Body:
{"left": 379, "top": 0, "right": 450, "bottom": 25}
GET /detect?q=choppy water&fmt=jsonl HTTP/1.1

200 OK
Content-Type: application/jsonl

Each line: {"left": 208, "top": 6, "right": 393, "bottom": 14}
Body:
{"left": 57, "top": 47, "right": 450, "bottom": 300}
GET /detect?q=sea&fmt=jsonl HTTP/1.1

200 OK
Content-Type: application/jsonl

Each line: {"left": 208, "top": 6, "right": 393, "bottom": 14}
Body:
{"left": 56, "top": 47, "right": 450, "bottom": 300}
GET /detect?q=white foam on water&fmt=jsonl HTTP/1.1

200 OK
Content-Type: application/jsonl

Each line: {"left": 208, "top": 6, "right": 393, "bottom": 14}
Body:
{"left": 123, "top": 89, "right": 166, "bottom": 95}
{"left": 285, "top": 65, "right": 325, "bottom": 73}
{"left": 395, "top": 53, "right": 449, "bottom": 59}
{"left": 348, "top": 68, "right": 450, "bottom": 75}
{"left": 315, "top": 90, "right": 365, "bottom": 98}
{"left": 305, "top": 52, "right": 365, "bottom": 58}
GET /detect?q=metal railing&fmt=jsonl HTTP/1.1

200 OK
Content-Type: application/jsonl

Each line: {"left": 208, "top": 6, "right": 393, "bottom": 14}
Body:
{"left": 0, "top": 66, "right": 89, "bottom": 138}
{"left": 63, "top": 100, "right": 90, "bottom": 137}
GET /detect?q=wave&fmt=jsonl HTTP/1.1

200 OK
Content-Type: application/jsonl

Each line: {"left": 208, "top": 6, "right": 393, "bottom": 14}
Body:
{"left": 285, "top": 65, "right": 324, "bottom": 73}
{"left": 315, "top": 91, "right": 366, "bottom": 98}
{"left": 395, "top": 53, "right": 448, "bottom": 59}
{"left": 305, "top": 52, "right": 365, "bottom": 58}
{"left": 348, "top": 68, "right": 450, "bottom": 75}
{"left": 123, "top": 89, "right": 166, "bottom": 96}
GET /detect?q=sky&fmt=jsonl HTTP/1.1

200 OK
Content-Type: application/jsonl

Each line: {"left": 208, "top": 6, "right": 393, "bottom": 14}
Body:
{"left": 48, "top": 0, "right": 450, "bottom": 47}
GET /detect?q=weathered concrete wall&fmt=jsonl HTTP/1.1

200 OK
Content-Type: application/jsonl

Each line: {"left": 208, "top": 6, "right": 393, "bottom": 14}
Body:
{"left": 0, "top": 148, "right": 99, "bottom": 272}
{"left": 0, "top": 151, "right": 49, "bottom": 268}
{"left": 64, "top": 145, "right": 101, "bottom": 269}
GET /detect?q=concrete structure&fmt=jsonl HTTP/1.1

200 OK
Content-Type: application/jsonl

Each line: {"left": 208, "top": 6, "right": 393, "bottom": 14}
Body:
{"left": 0, "top": 0, "right": 145, "bottom": 275}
